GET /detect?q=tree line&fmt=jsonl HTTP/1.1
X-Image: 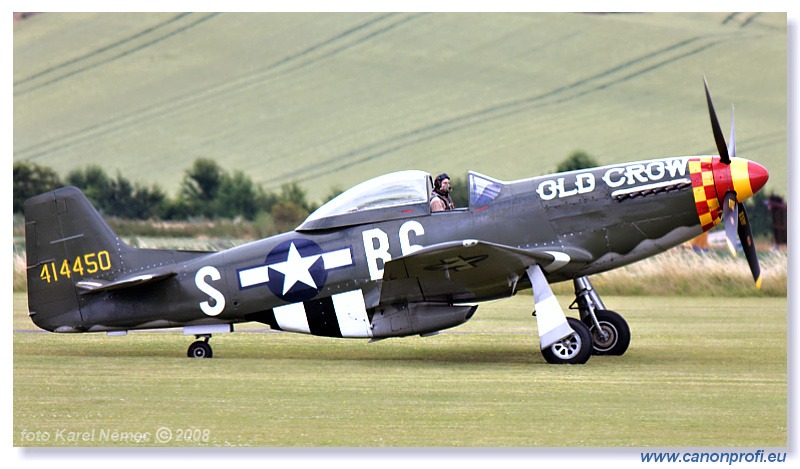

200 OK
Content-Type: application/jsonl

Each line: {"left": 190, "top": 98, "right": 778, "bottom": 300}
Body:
{"left": 13, "top": 153, "right": 600, "bottom": 221}
{"left": 13, "top": 159, "right": 317, "bottom": 229}
{"left": 13, "top": 151, "right": 777, "bottom": 241}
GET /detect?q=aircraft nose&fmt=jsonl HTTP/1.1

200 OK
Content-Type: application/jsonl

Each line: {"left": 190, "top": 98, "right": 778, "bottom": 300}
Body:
{"left": 748, "top": 160, "right": 769, "bottom": 194}
{"left": 730, "top": 158, "right": 769, "bottom": 202}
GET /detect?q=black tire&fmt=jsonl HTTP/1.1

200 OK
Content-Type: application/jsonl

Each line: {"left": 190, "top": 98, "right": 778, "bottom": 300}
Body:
{"left": 187, "top": 340, "right": 213, "bottom": 358}
{"left": 541, "top": 317, "right": 592, "bottom": 365}
{"left": 585, "top": 310, "right": 630, "bottom": 356}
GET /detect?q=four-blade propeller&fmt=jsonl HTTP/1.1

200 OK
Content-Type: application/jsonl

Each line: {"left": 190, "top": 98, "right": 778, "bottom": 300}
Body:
{"left": 703, "top": 77, "right": 763, "bottom": 289}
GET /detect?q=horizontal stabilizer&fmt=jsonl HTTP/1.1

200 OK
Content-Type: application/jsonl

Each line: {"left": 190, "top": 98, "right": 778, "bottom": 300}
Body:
{"left": 76, "top": 270, "right": 176, "bottom": 293}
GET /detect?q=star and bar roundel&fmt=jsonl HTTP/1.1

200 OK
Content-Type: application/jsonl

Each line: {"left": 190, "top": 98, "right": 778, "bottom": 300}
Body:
{"left": 237, "top": 239, "right": 353, "bottom": 303}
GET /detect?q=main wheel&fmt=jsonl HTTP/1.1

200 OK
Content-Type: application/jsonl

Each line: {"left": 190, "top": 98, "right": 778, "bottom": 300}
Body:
{"left": 187, "top": 340, "right": 213, "bottom": 358}
{"left": 585, "top": 309, "right": 630, "bottom": 356}
{"left": 541, "top": 317, "right": 592, "bottom": 364}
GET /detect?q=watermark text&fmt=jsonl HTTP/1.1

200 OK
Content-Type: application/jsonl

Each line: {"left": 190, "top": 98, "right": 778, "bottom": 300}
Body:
{"left": 641, "top": 450, "right": 787, "bottom": 464}
{"left": 19, "top": 427, "right": 212, "bottom": 445}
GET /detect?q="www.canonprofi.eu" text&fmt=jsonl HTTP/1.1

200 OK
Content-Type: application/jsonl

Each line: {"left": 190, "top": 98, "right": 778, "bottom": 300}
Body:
{"left": 641, "top": 450, "right": 787, "bottom": 464}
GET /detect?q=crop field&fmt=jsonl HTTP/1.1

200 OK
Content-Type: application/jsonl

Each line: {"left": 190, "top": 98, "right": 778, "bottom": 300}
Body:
{"left": 13, "top": 12, "right": 787, "bottom": 203}
{"left": 13, "top": 292, "right": 786, "bottom": 448}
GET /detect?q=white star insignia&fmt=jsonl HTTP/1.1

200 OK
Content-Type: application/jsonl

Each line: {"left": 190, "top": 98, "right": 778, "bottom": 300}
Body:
{"left": 268, "top": 242, "right": 322, "bottom": 294}
{"left": 237, "top": 244, "right": 354, "bottom": 291}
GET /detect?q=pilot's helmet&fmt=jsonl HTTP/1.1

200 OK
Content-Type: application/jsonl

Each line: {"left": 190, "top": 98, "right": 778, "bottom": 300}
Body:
{"left": 434, "top": 173, "right": 450, "bottom": 190}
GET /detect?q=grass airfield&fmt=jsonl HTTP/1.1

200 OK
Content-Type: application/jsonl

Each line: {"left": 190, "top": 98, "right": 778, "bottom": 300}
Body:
{"left": 13, "top": 292, "right": 786, "bottom": 447}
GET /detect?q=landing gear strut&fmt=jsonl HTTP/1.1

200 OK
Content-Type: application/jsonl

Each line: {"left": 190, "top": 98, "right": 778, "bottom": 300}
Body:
{"left": 571, "top": 276, "right": 630, "bottom": 356}
{"left": 527, "top": 265, "right": 593, "bottom": 365}
{"left": 187, "top": 335, "right": 213, "bottom": 358}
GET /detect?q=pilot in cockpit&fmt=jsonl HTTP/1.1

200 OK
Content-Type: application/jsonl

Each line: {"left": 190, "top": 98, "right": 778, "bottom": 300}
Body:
{"left": 430, "top": 173, "right": 455, "bottom": 212}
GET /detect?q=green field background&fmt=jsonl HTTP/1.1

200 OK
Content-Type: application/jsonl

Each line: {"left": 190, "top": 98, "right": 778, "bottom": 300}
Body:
{"left": 13, "top": 12, "right": 787, "bottom": 203}
{"left": 13, "top": 293, "right": 786, "bottom": 447}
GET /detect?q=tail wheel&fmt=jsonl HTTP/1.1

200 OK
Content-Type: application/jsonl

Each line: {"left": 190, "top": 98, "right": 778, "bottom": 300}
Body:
{"left": 541, "top": 317, "right": 592, "bottom": 365}
{"left": 586, "top": 310, "right": 630, "bottom": 356}
{"left": 187, "top": 340, "right": 213, "bottom": 358}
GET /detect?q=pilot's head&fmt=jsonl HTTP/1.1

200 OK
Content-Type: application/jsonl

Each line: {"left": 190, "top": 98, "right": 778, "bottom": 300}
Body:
{"left": 434, "top": 173, "right": 451, "bottom": 194}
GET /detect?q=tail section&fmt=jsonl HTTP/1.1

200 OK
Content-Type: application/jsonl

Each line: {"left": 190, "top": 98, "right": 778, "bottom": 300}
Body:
{"left": 24, "top": 186, "right": 134, "bottom": 332}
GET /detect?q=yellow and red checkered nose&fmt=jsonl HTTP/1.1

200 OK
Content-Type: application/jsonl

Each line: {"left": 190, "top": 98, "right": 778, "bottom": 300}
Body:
{"left": 689, "top": 157, "right": 769, "bottom": 231}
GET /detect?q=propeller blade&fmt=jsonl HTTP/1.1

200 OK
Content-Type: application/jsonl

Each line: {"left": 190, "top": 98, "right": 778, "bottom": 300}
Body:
{"left": 703, "top": 77, "right": 731, "bottom": 164}
{"left": 737, "top": 203, "right": 762, "bottom": 289}
{"left": 722, "top": 191, "right": 739, "bottom": 257}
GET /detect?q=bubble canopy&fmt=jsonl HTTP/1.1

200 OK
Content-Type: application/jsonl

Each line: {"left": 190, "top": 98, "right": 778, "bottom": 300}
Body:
{"left": 297, "top": 170, "right": 433, "bottom": 231}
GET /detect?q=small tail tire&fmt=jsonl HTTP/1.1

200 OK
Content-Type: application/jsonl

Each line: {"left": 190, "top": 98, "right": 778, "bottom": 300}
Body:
{"left": 188, "top": 340, "right": 213, "bottom": 358}
{"left": 541, "top": 317, "right": 592, "bottom": 365}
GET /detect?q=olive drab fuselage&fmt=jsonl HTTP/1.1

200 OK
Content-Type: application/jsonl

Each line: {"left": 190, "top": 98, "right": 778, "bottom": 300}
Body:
{"left": 25, "top": 154, "right": 766, "bottom": 338}
{"left": 22, "top": 80, "right": 770, "bottom": 363}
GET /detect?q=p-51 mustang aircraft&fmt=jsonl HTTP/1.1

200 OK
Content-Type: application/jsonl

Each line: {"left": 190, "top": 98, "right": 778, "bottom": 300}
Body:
{"left": 23, "top": 80, "right": 768, "bottom": 364}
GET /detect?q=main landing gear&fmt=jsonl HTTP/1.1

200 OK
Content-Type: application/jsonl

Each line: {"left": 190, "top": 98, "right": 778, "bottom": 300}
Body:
{"left": 571, "top": 276, "right": 631, "bottom": 356}
{"left": 528, "top": 266, "right": 631, "bottom": 364}
{"left": 527, "top": 265, "right": 593, "bottom": 365}
{"left": 187, "top": 335, "right": 213, "bottom": 358}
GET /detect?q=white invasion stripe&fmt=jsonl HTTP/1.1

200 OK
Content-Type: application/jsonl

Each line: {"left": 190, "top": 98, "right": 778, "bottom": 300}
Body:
{"left": 274, "top": 302, "right": 310, "bottom": 333}
{"left": 332, "top": 290, "right": 372, "bottom": 338}
{"left": 610, "top": 178, "right": 691, "bottom": 197}
{"left": 322, "top": 248, "right": 353, "bottom": 269}
{"left": 238, "top": 265, "right": 270, "bottom": 288}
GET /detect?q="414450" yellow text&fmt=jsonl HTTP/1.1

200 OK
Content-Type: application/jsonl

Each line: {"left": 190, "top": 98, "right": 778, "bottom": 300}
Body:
{"left": 39, "top": 251, "right": 112, "bottom": 284}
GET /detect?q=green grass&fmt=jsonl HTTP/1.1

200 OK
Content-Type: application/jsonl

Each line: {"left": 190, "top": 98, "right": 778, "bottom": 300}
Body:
{"left": 13, "top": 292, "right": 787, "bottom": 447}
{"left": 13, "top": 13, "right": 787, "bottom": 203}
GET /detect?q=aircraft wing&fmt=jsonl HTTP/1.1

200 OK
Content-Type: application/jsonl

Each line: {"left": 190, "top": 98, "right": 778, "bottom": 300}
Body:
{"left": 379, "top": 239, "right": 565, "bottom": 304}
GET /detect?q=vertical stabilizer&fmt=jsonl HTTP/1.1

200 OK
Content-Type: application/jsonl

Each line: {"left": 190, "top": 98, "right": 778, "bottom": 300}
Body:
{"left": 23, "top": 186, "right": 133, "bottom": 332}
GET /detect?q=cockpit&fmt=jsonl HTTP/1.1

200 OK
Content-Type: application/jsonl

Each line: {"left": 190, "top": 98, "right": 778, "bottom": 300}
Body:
{"left": 296, "top": 170, "right": 505, "bottom": 231}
